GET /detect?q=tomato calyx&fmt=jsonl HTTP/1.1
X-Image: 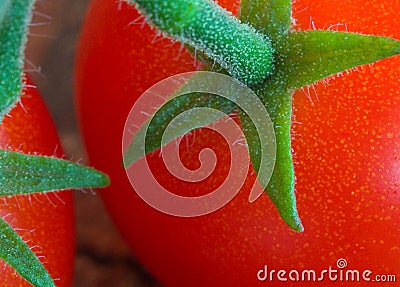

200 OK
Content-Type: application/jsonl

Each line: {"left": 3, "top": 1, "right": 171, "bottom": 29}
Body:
{"left": 0, "top": 2, "right": 110, "bottom": 286}
{"left": 0, "top": 148, "right": 109, "bottom": 287}
{"left": 126, "top": 0, "right": 400, "bottom": 232}
{"left": 0, "top": 149, "right": 109, "bottom": 287}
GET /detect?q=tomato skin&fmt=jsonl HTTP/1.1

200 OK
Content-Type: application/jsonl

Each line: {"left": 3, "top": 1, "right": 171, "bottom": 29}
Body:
{"left": 76, "top": 1, "right": 400, "bottom": 286}
{"left": 0, "top": 81, "right": 75, "bottom": 287}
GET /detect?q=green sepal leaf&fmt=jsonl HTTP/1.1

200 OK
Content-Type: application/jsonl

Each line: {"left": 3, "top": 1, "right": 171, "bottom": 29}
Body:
{"left": 276, "top": 30, "right": 400, "bottom": 90}
{"left": 0, "top": 0, "right": 34, "bottom": 122}
{"left": 123, "top": 92, "right": 236, "bottom": 167}
{"left": 0, "top": 149, "right": 110, "bottom": 195}
{"left": 0, "top": 217, "right": 55, "bottom": 287}
{"left": 239, "top": 0, "right": 291, "bottom": 40}
{"left": 0, "top": 0, "right": 12, "bottom": 24}
{"left": 251, "top": 84, "right": 303, "bottom": 232}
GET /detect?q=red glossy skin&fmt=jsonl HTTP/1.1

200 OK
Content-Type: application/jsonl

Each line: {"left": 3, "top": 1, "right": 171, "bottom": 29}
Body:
{"left": 76, "top": 0, "right": 400, "bottom": 286}
{"left": 0, "top": 81, "right": 75, "bottom": 286}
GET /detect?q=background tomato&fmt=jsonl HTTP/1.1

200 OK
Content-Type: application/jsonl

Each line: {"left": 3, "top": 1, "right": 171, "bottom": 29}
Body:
{"left": 76, "top": 0, "right": 400, "bottom": 286}
{"left": 0, "top": 80, "right": 75, "bottom": 286}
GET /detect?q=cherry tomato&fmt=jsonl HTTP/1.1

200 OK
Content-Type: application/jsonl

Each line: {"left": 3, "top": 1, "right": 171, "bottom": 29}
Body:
{"left": 76, "top": 0, "right": 400, "bottom": 286}
{"left": 0, "top": 80, "right": 75, "bottom": 286}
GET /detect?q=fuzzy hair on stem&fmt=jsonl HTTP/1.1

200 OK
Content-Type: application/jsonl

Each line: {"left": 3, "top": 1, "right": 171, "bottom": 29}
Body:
{"left": 129, "top": 0, "right": 274, "bottom": 85}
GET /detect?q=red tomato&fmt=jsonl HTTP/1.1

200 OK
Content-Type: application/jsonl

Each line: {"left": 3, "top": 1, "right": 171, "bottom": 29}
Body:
{"left": 76, "top": 0, "right": 400, "bottom": 286}
{"left": 0, "top": 80, "right": 75, "bottom": 286}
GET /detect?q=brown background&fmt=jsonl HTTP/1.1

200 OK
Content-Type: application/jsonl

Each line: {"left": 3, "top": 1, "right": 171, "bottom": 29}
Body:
{"left": 26, "top": 0, "right": 159, "bottom": 286}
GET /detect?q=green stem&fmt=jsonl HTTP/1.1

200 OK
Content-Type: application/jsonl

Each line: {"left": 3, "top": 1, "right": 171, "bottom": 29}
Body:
{"left": 128, "top": 0, "right": 274, "bottom": 85}
{"left": 240, "top": 0, "right": 292, "bottom": 40}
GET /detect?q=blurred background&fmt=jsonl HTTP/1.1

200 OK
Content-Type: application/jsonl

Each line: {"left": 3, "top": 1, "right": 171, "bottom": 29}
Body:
{"left": 26, "top": 0, "right": 159, "bottom": 286}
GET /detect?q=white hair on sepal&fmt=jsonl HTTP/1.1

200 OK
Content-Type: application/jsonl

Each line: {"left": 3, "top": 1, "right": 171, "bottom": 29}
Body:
{"left": 52, "top": 191, "right": 66, "bottom": 205}
{"left": 44, "top": 193, "right": 57, "bottom": 208}
{"left": 23, "top": 59, "right": 43, "bottom": 76}
{"left": 127, "top": 14, "right": 146, "bottom": 26}
{"left": 300, "top": 83, "right": 320, "bottom": 105}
